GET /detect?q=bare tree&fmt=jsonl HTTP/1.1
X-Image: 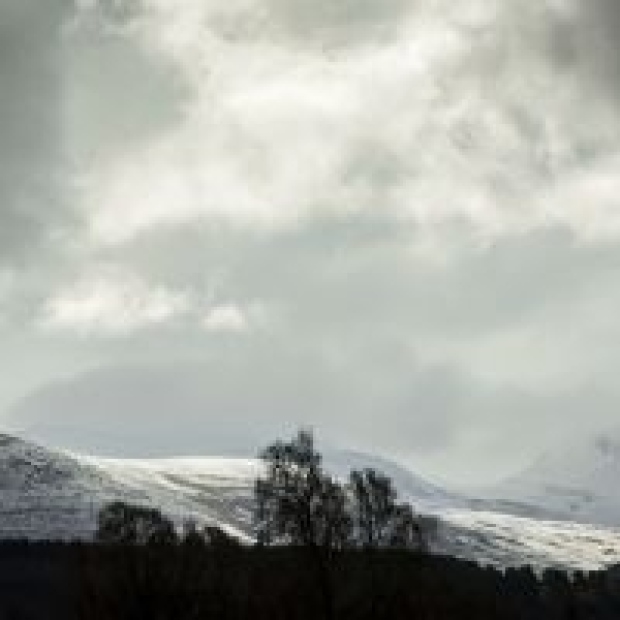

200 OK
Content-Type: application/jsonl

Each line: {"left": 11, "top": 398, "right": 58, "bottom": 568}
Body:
{"left": 348, "top": 468, "right": 397, "bottom": 549}
{"left": 254, "top": 429, "right": 350, "bottom": 620}
{"left": 254, "top": 430, "right": 436, "bottom": 619}
{"left": 255, "top": 429, "right": 351, "bottom": 550}
{"left": 348, "top": 468, "right": 428, "bottom": 551}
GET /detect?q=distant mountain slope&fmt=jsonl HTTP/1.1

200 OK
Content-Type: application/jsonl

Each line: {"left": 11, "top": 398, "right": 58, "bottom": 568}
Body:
{"left": 321, "top": 448, "right": 457, "bottom": 505}
{"left": 487, "top": 433, "right": 620, "bottom": 528}
{"left": 0, "top": 434, "right": 256, "bottom": 540}
{"left": 1, "top": 433, "right": 620, "bottom": 571}
{"left": 0, "top": 434, "right": 119, "bottom": 540}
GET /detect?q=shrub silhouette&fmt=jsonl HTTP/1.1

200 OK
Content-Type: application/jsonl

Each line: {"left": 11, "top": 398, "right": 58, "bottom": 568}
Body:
{"left": 96, "top": 501, "right": 177, "bottom": 545}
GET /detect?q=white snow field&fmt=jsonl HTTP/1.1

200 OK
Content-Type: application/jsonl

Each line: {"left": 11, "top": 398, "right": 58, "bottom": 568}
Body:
{"left": 1, "top": 433, "right": 619, "bottom": 571}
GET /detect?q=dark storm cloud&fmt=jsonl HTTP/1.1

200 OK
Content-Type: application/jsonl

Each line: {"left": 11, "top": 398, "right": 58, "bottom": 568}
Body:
{"left": 549, "top": 0, "right": 620, "bottom": 97}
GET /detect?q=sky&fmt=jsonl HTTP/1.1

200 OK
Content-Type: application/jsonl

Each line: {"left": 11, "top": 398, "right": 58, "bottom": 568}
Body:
{"left": 2, "top": 0, "right": 620, "bottom": 487}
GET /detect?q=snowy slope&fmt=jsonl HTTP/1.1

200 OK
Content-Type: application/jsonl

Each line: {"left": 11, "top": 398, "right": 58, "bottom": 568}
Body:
{"left": 486, "top": 433, "right": 620, "bottom": 528}
{"left": 79, "top": 455, "right": 258, "bottom": 540}
{"left": 435, "top": 509, "right": 620, "bottom": 572}
{"left": 0, "top": 434, "right": 116, "bottom": 540}
{"left": 1, "top": 434, "right": 620, "bottom": 571}
{"left": 0, "top": 435, "right": 255, "bottom": 541}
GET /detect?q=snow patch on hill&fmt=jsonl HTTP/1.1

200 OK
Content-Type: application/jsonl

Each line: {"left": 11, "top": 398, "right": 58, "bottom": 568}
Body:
{"left": 1, "top": 434, "right": 620, "bottom": 571}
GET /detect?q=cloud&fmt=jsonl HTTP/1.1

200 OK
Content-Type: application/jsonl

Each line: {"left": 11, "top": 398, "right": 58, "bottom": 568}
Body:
{"left": 5, "top": 0, "right": 620, "bottom": 485}
{"left": 5, "top": 351, "right": 460, "bottom": 466}
{"left": 6, "top": 0, "right": 620, "bottom": 277}
{"left": 40, "top": 274, "right": 189, "bottom": 335}
{"left": 253, "top": 0, "right": 412, "bottom": 46}
{"left": 0, "top": 0, "right": 193, "bottom": 326}
{"left": 0, "top": 0, "right": 75, "bottom": 265}
{"left": 64, "top": 3, "right": 190, "bottom": 166}
{"left": 8, "top": 351, "right": 620, "bottom": 484}
{"left": 549, "top": 0, "right": 620, "bottom": 95}
{"left": 65, "top": 0, "right": 620, "bottom": 254}
{"left": 202, "top": 304, "right": 248, "bottom": 333}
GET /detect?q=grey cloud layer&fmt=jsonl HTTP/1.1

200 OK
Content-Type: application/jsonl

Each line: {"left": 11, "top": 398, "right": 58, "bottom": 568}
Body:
{"left": 555, "top": 0, "right": 620, "bottom": 91}
{"left": 68, "top": 0, "right": 620, "bottom": 248}
{"left": 11, "top": 222, "right": 620, "bottom": 482}
{"left": 64, "top": 11, "right": 190, "bottom": 164}
{"left": 3, "top": 0, "right": 620, "bottom": 484}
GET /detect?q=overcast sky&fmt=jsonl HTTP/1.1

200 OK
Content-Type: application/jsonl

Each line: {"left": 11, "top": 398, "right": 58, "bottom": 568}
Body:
{"left": 2, "top": 0, "right": 620, "bottom": 486}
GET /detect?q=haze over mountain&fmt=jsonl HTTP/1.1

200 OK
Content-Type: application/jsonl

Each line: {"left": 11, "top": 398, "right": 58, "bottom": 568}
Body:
{"left": 486, "top": 430, "right": 620, "bottom": 528}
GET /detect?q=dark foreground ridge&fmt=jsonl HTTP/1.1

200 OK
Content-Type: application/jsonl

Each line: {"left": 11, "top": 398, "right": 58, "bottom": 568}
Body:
{"left": 1, "top": 540, "right": 620, "bottom": 620}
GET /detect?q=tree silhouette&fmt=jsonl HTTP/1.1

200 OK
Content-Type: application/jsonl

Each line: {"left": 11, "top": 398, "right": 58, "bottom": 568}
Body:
{"left": 96, "top": 501, "right": 177, "bottom": 545}
{"left": 254, "top": 429, "right": 351, "bottom": 550}
{"left": 255, "top": 429, "right": 350, "bottom": 620}
{"left": 348, "top": 468, "right": 397, "bottom": 548}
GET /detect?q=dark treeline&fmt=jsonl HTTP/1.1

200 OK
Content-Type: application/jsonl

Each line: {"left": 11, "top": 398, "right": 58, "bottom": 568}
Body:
{"left": 1, "top": 539, "right": 620, "bottom": 619}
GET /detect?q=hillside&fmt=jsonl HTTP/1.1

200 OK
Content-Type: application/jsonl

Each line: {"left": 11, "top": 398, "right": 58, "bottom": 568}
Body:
{"left": 1, "top": 434, "right": 620, "bottom": 571}
{"left": 487, "top": 433, "right": 620, "bottom": 528}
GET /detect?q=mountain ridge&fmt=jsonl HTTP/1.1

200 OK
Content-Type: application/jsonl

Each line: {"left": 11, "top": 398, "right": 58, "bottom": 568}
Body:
{"left": 1, "top": 433, "right": 620, "bottom": 571}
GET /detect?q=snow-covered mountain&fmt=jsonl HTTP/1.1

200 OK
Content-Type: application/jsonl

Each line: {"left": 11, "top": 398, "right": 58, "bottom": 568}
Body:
{"left": 1, "top": 433, "right": 620, "bottom": 571}
{"left": 0, "top": 434, "right": 257, "bottom": 541}
{"left": 486, "top": 433, "right": 620, "bottom": 528}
